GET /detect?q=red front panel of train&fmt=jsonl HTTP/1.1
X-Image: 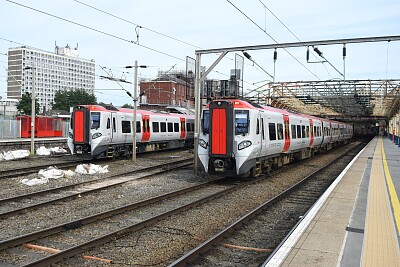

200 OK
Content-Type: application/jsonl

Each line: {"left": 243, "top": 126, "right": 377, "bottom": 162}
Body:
{"left": 74, "top": 110, "right": 85, "bottom": 143}
{"left": 211, "top": 108, "right": 227, "bottom": 155}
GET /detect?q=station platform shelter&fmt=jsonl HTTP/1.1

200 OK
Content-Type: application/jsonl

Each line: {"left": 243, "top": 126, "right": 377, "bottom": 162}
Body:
{"left": 264, "top": 136, "right": 400, "bottom": 267}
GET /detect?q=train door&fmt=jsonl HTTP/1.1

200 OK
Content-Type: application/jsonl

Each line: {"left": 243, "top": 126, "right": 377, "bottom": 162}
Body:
{"left": 260, "top": 114, "right": 265, "bottom": 155}
{"left": 142, "top": 115, "right": 150, "bottom": 142}
{"left": 255, "top": 111, "right": 263, "bottom": 156}
{"left": 110, "top": 112, "right": 117, "bottom": 143}
{"left": 282, "top": 115, "right": 290, "bottom": 152}
{"left": 180, "top": 118, "right": 186, "bottom": 139}
{"left": 210, "top": 101, "right": 233, "bottom": 157}
{"left": 73, "top": 107, "right": 90, "bottom": 144}
{"left": 309, "top": 119, "right": 314, "bottom": 146}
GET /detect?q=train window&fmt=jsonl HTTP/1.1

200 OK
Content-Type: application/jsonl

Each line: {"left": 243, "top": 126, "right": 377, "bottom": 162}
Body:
{"left": 235, "top": 110, "right": 249, "bottom": 135}
{"left": 191, "top": 123, "right": 195, "bottom": 132}
{"left": 107, "top": 118, "right": 110, "bottom": 129}
{"left": 313, "top": 126, "right": 317, "bottom": 137}
{"left": 269, "top": 123, "right": 276, "bottom": 141}
{"left": 291, "top": 125, "right": 296, "bottom": 139}
{"left": 302, "top": 125, "right": 306, "bottom": 138}
{"left": 174, "top": 123, "right": 179, "bottom": 132}
{"left": 160, "top": 122, "right": 166, "bottom": 132}
{"left": 202, "top": 110, "right": 209, "bottom": 134}
{"left": 297, "top": 125, "right": 301, "bottom": 138}
{"left": 256, "top": 118, "right": 260, "bottom": 135}
{"left": 277, "top": 123, "right": 284, "bottom": 140}
{"left": 91, "top": 112, "right": 100, "bottom": 129}
{"left": 306, "top": 126, "right": 310, "bottom": 138}
{"left": 152, "top": 122, "right": 159, "bottom": 132}
{"left": 136, "top": 121, "right": 141, "bottom": 133}
{"left": 113, "top": 117, "right": 116, "bottom": 132}
{"left": 168, "top": 122, "right": 173, "bottom": 132}
{"left": 121, "top": 121, "right": 131, "bottom": 133}
{"left": 186, "top": 122, "right": 190, "bottom": 132}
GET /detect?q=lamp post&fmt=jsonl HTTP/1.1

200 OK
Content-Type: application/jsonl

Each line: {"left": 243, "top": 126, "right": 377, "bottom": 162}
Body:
{"left": 126, "top": 61, "right": 147, "bottom": 162}
{"left": 24, "top": 65, "right": 36, "bottom": 155}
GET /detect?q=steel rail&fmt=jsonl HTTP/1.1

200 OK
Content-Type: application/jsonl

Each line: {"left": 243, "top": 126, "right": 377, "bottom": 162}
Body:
{"left": 169, "top": 141, "right": 367, "bottom": 266}
{"left": 18, "top": 176, "right": 262, "bottom": 266}
{"left": 0, "top": 158, "right": 192, "bottom": 219}
{"left": 0, "top": 159, "right": 95, "bottom": 179}
{"left": 0, "top": 157, "right": 192, "bottom": 204}
{"left": 0, "top": 175, "right": 228, "bottom": 252}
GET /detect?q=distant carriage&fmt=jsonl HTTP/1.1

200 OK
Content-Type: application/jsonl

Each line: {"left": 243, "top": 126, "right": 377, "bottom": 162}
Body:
{"left": 67, "top": 105, "right": 195, "bottom": 158}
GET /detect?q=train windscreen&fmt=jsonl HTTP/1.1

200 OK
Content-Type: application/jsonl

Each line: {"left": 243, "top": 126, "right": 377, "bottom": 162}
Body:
{"left": 235, "top": 110, "right": 249, "bottom": 135}
{"left": 91, "top": 112, "right": 100, "bottom": 129}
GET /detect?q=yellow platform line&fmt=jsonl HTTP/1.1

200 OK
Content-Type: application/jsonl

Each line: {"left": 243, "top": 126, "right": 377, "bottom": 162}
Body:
{"left": 381, "top": 141, "right": 400, "bottom": 234}
{"left": 361, "top": 137, "right": 400, "bottom": 267}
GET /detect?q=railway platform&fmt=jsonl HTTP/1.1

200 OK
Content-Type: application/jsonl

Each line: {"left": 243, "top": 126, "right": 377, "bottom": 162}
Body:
{"left": 264, "top": 136, "right": 400, "bottom": 267}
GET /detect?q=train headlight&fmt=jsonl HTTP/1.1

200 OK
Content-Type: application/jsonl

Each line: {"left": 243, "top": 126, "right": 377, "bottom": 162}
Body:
{"left": 238, "top": 140, "right": 252, "bottom": 150}
{"left": 92, "top": 132, "right": 102, "bottom": 139}
{"left": 199, "top": 139, "right": 208, "bottom": 149}
{"left": 68, "top": 132, "right": 73, "bottom": 139}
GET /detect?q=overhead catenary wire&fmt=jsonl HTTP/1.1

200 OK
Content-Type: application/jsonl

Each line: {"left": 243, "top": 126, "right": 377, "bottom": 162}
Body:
{"left": 2, "top": 3, "right": 258, "bottom": 88}
{"left": 258, "top": 0, "right": 334, "bottom": 78}
{"left": 226, "top": 0, "right": 320, "bottom": 80}
{"left": 71, "top": 0, "right": 262, "bottom": 86}
{"left": 5, "top": 0, "right": 185, "bottom": 62}
{"left": 72, "top": 0, "right": 202, "bottom": 49}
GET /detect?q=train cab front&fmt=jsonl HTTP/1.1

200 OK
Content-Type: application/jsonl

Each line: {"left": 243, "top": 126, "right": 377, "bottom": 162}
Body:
{"left": 67, "top": 106, "right": 91, "bottom": 156}
{"left": 199, "top": 100, "right": 236, "bottom": 175}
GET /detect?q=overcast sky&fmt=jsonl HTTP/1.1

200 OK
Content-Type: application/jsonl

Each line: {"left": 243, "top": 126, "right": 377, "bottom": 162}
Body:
{"left": 1, "top": 0, "right": 399, "bottom": 106}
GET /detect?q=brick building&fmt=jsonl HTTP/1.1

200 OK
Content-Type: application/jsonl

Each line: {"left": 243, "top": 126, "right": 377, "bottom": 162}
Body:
{"left": 139, "top": 70, "right": 194, "bottom": 109}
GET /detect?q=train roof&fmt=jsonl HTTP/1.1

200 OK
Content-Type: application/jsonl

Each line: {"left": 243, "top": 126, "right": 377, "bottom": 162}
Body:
{"left": 206, "top": 99, "right": 351, "bottom": 126}
{"left": 76, "top": 105, "right": 194, "bottom": 118}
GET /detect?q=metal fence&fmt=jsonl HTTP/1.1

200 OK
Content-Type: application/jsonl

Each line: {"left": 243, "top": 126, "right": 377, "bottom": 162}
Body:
{"left": 0, "top": 119, "right": 21, "bottom": 139}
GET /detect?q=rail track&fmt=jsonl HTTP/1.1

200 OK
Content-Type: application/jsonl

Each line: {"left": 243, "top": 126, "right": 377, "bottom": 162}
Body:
{"left": 0, "top": 141, "right": 366, "bottom": 266}
{"left": 0, "top": 159, "right": 96, "bottom": 179}
{"left": 0, "top": 158, "right": 193, "bottom": 219}
{"left": 0, "top": 173, "right": 261, "bottom": 266}
{"left": 169, "top": 141, "right": 367, "bottom": 266}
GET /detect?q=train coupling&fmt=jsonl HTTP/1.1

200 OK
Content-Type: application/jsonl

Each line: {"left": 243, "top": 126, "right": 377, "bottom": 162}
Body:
{"left": 213, "top": 159, "right": 225, "bottom": 172}
{"left": 74, "top": 145, "right": 90, "bottom": 155}
{"left": 75, "top": 145, "right": 84, "bottom": 154}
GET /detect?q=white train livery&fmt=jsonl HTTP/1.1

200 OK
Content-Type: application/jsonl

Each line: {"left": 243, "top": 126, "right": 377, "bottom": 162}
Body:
{"left": 67, "top": 105, "right": 194, "bottom": 158}
{"left": 198, "top": 99, "right": 353, "bottom": 176}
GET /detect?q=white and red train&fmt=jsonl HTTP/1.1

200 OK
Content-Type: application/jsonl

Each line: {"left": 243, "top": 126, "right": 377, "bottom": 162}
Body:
{"left": 198, "top": 99, "right": 353, "bottom": 176}
{"left": 67, "top": 105, "right": 194, "bottom": 158}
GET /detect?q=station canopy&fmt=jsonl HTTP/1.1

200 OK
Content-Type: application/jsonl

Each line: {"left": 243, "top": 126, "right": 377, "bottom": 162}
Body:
{"left": 245, "top": 79, "right": 400, "bottom": 121}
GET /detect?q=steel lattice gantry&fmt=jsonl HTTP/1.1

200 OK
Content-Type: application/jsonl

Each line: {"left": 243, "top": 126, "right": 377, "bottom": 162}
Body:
{"left": 192, "top": 35, "right": 400, "bottom": 172}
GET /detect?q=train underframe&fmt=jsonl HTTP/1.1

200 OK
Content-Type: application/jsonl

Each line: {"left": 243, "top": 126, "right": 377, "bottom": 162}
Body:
{"left": 89, "top": 139, "right": 193, "bottom": 159}
{"left": 208, "top": 141, "right": 346, "bottom": 177}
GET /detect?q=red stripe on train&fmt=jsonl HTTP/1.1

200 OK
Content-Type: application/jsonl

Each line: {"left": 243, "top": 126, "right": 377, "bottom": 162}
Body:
{"left": 211, "top": 108, "right": 227, "bottom": 155}
{"left": 74, "top": 110, "right": 85, "bottom": 143}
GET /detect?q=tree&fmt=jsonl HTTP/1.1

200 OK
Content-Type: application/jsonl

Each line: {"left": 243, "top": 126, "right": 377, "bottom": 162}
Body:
{"left": 52, "top": 90, "right": 97, "bottom": 111}
{"left": 17, "top": 93, "right": 39, "bottom": 115}
{"left": 121, "top": 103, "right": 134, "bottom": 109}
